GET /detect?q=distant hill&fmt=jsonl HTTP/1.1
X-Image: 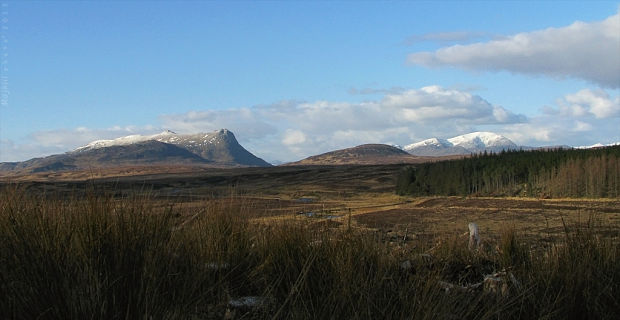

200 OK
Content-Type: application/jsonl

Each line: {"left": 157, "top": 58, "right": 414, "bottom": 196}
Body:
{"left": 0, "top": 129, "right": 271, "bottom": 175}
{"left": 285, "top": 144, "right": 435, "bottom": 165}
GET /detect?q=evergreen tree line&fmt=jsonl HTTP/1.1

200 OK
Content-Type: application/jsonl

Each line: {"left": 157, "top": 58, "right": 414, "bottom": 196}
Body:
{"left": 396, "top": 146, "right": 620, "bottom": 198}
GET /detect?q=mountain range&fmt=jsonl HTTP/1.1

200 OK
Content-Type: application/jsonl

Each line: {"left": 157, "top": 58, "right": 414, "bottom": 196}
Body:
{"left": 0, "top": 129, "right": 271, "bottom": 174}
{"left": 403, "top": 132, "right": 518, "bottom": 156}
{"left": 1, "top": 130, "right": 613, "bottom": 175}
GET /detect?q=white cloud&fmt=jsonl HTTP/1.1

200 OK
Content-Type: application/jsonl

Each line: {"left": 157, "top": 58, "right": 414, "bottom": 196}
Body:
{"left": 29, "top": 125, "right": 158, "bottom": 149}
{"left": 408, "top": 11, "right": 620, "bottom": 88}
{"left": 573, "top": 121, "right": 593, "bottom": 132}
{"left": 559, "top": 88, "right": 620, "bottom": 119}
{"left": 159, "top": 108, "right": 277, "bottom": 140}
{"left": 2, "top": 86, "right": 527, "bottom": 162}
{"left": 383, "top": 86, "right": 524, "bottom": 124}
{"left": 157, "top": 86, "right": 525, "bottom": 161}
{"left": 282, "top": 129, "right": 306, "bottom": 146}
{"left": 0, "top": 139, "right": 68, "bottom": 163}
{"left": 0, "top": 126, "right": 158, "bottom": 162}
{"left": 499, "top": 123, "right": 554, "bottom": 144}
{"left": 496, "top": 88, "right": 619, "bottom": 147}
{"left": 4, "top": 87, "right": 617, "bottom": 163}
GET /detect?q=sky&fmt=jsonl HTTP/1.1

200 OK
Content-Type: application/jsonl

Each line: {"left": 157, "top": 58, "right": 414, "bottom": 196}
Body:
{"left": 0, "top": 1, "right": 618, "bottom": 163}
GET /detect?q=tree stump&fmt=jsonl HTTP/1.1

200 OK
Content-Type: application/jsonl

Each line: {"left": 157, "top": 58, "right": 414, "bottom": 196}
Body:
{"left": 468, "top": 222, "right": 480, "bottom": 250}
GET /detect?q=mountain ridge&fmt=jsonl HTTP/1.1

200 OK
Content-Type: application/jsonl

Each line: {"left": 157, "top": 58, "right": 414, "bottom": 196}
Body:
{"left": 74, "top": 129, "right": 271, "bottom": 167}
{"left": 2, "top": 130, "right": 615, "bottom": 176}
{"left": 404, "top": 132, "right": 518, "bottom": 156}
{"left": 285, "top": 144, "right": 438, "bottom": 166}
{"left": 1, "top": 129, "right": 271, "bottom": 174}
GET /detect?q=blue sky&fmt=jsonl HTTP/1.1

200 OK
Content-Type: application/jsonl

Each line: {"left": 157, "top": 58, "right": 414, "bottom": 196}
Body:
{"left": 1, "top": 1, "right": 618, "bottom": 162}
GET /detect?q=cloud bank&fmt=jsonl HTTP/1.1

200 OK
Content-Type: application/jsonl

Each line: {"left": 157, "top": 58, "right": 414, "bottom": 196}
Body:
{"left": 1, "top": 86, "right": 617, "bottom": 163}
{"left": 1, "top": 87, "right": 524, "bottom": 162}
{"left": 408, "top": 11, "right": 620, "bottom": 88}
{"left": 499, "top": 88, "right": 619, "bottom": 147}
{"left": 0, "top": 126, "right": 160, "bottom": 162}
{"left": 157, "top": 86, "right": 525, "bottom": 161}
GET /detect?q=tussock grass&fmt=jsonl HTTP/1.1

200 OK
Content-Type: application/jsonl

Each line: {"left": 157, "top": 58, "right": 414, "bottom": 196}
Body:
{"left": 1, "top": 187, "right": 618, "bottom": 319}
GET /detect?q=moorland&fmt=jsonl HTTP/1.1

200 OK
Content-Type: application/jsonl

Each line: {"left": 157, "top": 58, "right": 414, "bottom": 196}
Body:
{"left": 1, "top": 148, "right": 619, "bottom": 319}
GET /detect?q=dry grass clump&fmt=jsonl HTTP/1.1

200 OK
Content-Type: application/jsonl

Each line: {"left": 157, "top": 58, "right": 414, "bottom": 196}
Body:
{"left": 1, "top": 187, "right": 618, "bottom": 319}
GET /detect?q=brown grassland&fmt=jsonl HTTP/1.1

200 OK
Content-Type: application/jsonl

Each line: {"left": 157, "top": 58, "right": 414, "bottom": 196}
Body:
{"left": 1, "top": 164, "right": 619, "bottom": 319}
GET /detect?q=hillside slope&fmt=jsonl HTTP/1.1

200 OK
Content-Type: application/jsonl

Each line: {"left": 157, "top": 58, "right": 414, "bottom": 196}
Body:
{"left": 286, "top": 144, "right": 433, "bottom": 165}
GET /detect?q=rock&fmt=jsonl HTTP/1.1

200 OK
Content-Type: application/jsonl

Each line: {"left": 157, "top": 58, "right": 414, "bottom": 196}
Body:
{"left": 468, "top": 222, "right": 480, "bottom": 250}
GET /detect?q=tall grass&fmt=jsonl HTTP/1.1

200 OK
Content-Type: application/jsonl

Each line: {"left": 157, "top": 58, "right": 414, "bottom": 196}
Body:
{"left": 1, "top": 188, "right": 618, "bottom": 319}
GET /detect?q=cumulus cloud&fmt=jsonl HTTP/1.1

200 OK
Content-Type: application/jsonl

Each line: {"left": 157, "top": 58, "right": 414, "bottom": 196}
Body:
{"left": 29, "top": 126, "right": 158, "bottom": 149}
{"left": 496, "top": 89, "right": 619, "bottom": 147}
{"left": 3, "top": 86, "right": 528, "bottom": 162}
{"left": 542, "top": 88, "right": 620, "bottom": 119}
{"left": 158, "top": 86, "right": 525, "bottom": 161}
{"left": 559, "top": 88, "right": 620, "bottom": 119}
{"left": 6, "top": 86, "right": 617, "bottom": 163}
{"left": 159, "top": 108, "right": 277, "bottom": 140}
{"left": 498, "top": 117, "right": 618, "bottom": 148}
{"left": 0, "top": 139, "right": 68, "bottom": 163}
{"left": 383, "top": 86, "right": 524, "bottom": 124}
{"left": 282, "top": 129, "right": 306, "bottom": 146}
{"left": 408, "top": 11, "right": 620, "bottom": 88}
{"left": 0, "top": 126, "right": 159, "bottom": 162}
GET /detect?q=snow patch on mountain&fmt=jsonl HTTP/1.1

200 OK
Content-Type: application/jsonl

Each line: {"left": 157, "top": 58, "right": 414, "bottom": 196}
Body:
{"left": 404, "top": 138, "right": 452, "bottom": 150}
{"left": 71, "top": 128, "right": 270, "bottom": 167}
{"left": 576, "top": 142, "right": 620, "bottom": 149}
{"left": 448, "top": 132, "right": 517, "bottom": 152}
{"left": 404, "top": 132, "right": 518, "bottom": 156}
{"left": 74, "top": 129, "right": 232, "bottom": 152}
{"left": 74, "top": 130, "right": 178, "bottom": 151}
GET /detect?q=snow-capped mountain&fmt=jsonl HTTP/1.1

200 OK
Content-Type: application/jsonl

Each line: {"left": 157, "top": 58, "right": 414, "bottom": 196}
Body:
{"left": 403, "top": 138, "right": 469, "bottom": 156}
{"left": 404, "top": 132, "right": 518, "bottom": 156}
{"left": 576, "top": 142, "right": 620, "bottom": 149}
{"left": 75, "top": 129, "right": 236, "bottom": 153}
{"left": 447, "top": 132, "right": 517, "bottom": 153}
{"left": 74, "top": 130, "right": 179, "bottom": 151}
{"left": 0, "top": 129, "right": 271, "bottom": 174}
{"left": 75, "top": 129, "right": 271, "bottom": 167}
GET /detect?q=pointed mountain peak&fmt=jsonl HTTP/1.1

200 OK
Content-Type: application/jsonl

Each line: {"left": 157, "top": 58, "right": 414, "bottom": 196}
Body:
{"left": 215, "top": 128, "right": 235, "bottom": 138}
{"left": 210, "top": 129, "right": 238, "bottom": 145}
